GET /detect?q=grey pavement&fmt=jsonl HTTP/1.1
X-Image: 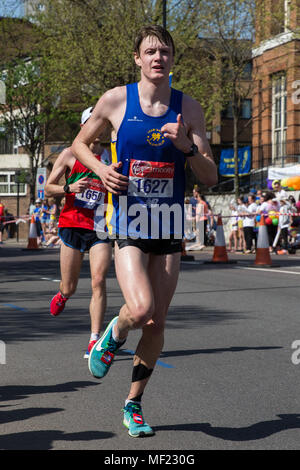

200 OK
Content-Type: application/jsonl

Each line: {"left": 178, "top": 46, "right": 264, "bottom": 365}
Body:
{"left": 1, "top": 240, "right": 300, "bottom": 451}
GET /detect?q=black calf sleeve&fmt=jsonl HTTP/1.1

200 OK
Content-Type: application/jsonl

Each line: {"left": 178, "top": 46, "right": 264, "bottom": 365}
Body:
{"left": 130, "top": 393, "right": 143, "bottom": 402}
{"left": 132, "top": 363, "right": 153, "bottom": 383}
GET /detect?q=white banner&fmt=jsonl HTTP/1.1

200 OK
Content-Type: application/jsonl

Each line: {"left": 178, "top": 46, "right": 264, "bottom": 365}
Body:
{"left": 268, "top": 165, "right": 300, "bottom": 180}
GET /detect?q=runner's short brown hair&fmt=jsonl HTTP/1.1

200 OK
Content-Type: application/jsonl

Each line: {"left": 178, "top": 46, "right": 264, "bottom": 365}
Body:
{"left": 134, "top": 25, "right": 175, "bottom": 56}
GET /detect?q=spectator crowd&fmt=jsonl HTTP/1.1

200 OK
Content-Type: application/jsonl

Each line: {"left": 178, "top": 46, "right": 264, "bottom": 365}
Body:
{"left": 184, "top": 180, "right": 300, "bottom": 255}
{"left": 1, "top": 179, "right": 300, "bottom": 255}
{"left": 29, "top": 197, "right": 63, "bottom": 247}
{"left": 227, "top": 181, "right": 300, "bottom": 255}
{"left": 0, "top": 196, "right": 64, "bottom": 248}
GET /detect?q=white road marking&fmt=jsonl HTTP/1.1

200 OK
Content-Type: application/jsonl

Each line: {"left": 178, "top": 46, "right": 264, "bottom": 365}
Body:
{"left": 41, "top": 277, "right": 61, "bottom": 282}
{"left": 236, "top": 266, "right": 300, "bottom": 275}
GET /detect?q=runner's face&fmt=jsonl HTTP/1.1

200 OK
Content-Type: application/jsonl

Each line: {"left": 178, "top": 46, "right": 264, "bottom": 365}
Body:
{"left": 90, "top": 139, "right": 103, "bottom": 154}
{"left": 135, "top": 35, "right": 173, "bottom": 81}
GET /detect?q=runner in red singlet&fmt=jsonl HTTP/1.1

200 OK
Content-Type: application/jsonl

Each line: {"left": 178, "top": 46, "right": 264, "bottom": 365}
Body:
{"left": 45, "top": 107, "right": 112, "bottom": 358}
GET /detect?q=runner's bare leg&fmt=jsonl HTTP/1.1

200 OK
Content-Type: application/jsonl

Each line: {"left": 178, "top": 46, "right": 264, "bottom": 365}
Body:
{"left": 59, "top": 243, "right": 83, "bottom": 298}
{"left": 114, "top": 244, "right": 155, "bottom": 340}
{"left": 128, "top": 251, "right": 180, "bottom": 399}
{"left": 88, "top": 242, "right": 112, "bottom": 334}
{"left": 114, "top": 244, "right": 181, "bottom": 399}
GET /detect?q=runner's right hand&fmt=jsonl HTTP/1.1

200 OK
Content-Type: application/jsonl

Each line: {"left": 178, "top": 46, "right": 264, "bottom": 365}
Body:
{"left": 70, "top": 177, "right": 89, "bottom": 193}
{"left": 96, "top": 162, "right": 129, "bottom": 195}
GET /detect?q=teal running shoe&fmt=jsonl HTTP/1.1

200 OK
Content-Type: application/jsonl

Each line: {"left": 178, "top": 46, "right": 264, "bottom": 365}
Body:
{"left": 88, "top": 316, "right": 125, "bottom": 378}
{"left": 123, "top": 402, "right": 155, "bottom": 438}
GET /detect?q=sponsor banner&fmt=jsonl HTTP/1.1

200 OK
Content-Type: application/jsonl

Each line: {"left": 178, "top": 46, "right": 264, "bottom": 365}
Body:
{"left": 219, "top": 146, "right": 251, "bottom": 177}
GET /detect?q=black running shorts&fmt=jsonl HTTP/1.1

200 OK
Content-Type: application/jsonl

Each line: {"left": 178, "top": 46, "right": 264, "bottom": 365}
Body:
{"left": 58, "top": 227, "right": 110, "bottom": 253}
{"left": 115, "top": 237, "right": 183, "bottom": 255}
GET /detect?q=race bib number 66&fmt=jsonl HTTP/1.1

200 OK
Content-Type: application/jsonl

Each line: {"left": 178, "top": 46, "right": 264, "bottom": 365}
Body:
{"left": 128, "top": 159, "right": 174, "bottom": 198}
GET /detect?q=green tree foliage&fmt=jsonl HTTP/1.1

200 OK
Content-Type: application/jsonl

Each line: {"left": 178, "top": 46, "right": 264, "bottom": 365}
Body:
{"left": 32, "top": 0, "right": 259, "bottom": 194}
{"left": 166, "top": 1, "right": 224, "bottom": 124}
{"left": 0, "top": 57, "right": 61, "bottom": 200}
{"left": 34, "top": 0, "right": 220, "bottom": 119}
{"left": 194, "top": 0, "right": 256, "bottom": 196}
{"left": 0, "top": 15, "right": 41, "bottom": 63}
{"left": 34, "top": 0, "right": 159, "bottom": 105}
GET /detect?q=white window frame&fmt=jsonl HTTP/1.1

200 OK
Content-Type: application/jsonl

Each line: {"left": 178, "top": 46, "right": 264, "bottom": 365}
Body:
{"left": 0, "top": 171, "right": 27, "bottom": 196}
{"left": 272, "top": 74, "right": 287, "bottom": 164}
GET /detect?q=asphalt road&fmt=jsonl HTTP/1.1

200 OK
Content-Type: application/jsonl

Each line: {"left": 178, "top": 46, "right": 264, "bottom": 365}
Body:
{"left": 1, "top": 242, "right": 300, "bottom": 451}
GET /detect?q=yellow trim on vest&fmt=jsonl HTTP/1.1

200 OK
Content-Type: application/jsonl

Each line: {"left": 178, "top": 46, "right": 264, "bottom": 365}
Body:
{"left": 106, "top": 141, "right": 118, "bottom": 235}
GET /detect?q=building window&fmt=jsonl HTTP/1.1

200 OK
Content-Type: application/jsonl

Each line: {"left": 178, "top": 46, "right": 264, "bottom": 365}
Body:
{"left": 221, "top": 102, "right": 233, "bottom": 119}
{"left": 272, "top": 74, "right": 287, "bottom": 163}
{"left": 241, "top": 99, "right": 252, "bottom": 119}
{"left": 0, "top": 172, "right": 26, "bottom": 196}
{"left": 0, "top": 133, "right": 13, "bottom": 154}
{"left": 221, "top": 99, "right": 252, "bottom": 119}
{"left": 243, "top": 62, "right": 252, "bottom": 79}
{"left": 0, "top": 127, "right": 21, "bottom": 155}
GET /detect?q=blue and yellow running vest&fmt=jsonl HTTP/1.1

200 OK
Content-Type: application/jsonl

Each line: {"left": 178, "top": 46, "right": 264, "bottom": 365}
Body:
{"left": 108, "top": 82, "right": 186, "bottom": 239}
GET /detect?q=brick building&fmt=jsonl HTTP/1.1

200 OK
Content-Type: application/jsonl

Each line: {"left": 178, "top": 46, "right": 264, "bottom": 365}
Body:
{"left": 252, "top": 0, "right": 300, "bottom": 174}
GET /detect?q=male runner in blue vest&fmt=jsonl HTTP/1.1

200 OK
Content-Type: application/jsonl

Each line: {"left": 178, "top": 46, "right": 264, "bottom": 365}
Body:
{"left": 71, "top": 25, "right": 217, "bottom": 438}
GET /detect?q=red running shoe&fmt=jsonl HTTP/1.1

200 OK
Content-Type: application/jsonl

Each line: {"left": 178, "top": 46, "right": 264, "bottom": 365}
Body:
{"left": 50, "top": 292, "right": 68, "bottom": 316}
{"left": 83, "top": 340, "right": 98, "bottom": 359}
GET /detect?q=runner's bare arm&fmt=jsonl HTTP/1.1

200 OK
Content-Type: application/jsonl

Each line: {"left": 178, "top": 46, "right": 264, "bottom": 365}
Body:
{"left": 45, "top": 148, "right": 88, "bottom": 196}
{"left": 71, "top": 88, "right": 129, "bottom": 195}
{"left": 161, "top": 97, "right": 217, "bottom": 187}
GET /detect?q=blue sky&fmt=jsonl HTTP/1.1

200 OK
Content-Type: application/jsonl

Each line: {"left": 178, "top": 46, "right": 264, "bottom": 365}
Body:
{"left": 0, "top": 0, "right": 24, "bottom": 18}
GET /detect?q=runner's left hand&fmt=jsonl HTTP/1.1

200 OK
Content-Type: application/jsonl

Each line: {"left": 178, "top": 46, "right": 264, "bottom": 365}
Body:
{"left": 161, "top": 114, "right": 192, "bottom": 153}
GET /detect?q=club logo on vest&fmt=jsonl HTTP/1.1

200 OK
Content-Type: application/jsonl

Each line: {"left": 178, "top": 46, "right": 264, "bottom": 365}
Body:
{"left": 147, "top": 129, "right": 165, "bottom": 147}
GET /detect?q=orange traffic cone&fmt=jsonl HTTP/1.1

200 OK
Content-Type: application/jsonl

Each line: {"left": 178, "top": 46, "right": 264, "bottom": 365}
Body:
{"left": 212, "top": 216, "right": 229, "bottom": 262}
{"left": 25, "top": 215, "right": 39, "bottom": 250}
{"left": 205, "top": 216, "right": 236, "bottom": 264}
{"left": 254, "top": 215, "right": 272, "bottom": 266}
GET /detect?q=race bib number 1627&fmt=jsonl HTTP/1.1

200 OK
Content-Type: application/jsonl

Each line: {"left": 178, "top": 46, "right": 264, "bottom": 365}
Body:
{"left": 128, "top": 159, "right": 174, "bottom": 198}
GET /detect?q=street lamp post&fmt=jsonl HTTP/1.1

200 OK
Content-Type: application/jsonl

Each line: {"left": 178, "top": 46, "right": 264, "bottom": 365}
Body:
{"left": 163, "top": 0, "right": 167, "bottom": 28}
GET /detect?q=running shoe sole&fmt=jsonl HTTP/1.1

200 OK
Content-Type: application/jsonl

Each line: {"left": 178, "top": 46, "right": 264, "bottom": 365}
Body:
{"left": 123, "top": 419, "right": 155, "bottom": 438}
